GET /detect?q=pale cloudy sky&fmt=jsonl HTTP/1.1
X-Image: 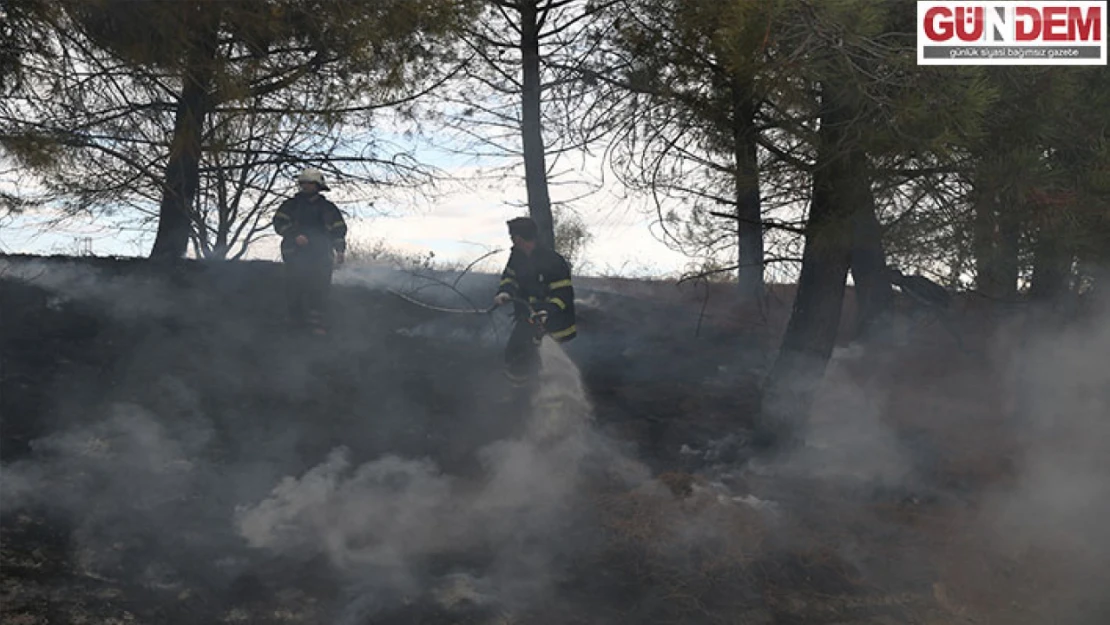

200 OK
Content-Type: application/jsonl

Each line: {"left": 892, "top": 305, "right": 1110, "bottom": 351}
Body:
{"left": 339, "top": 148, "right": 699, "bottom": 277}
{"left": 0, "top": 138, "right": 702, "bottom": 278}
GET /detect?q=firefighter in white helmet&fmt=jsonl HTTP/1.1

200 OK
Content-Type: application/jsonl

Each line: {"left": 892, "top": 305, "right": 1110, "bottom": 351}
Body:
{"left": 272, "top": 167, "right": 348, "bottom": 335}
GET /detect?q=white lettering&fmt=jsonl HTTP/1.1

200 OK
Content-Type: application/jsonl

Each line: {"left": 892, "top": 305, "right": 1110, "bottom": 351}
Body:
{"left": 984, "top": 4, "right": 1011, "bottom": 42}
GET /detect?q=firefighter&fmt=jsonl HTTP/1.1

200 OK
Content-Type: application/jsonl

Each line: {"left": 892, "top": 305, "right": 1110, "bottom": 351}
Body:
{"left": 493, "top": 217, "right": 577, "bottom": 389}
{"left": 272, "top": 168, "right": 348, "bottom": 335}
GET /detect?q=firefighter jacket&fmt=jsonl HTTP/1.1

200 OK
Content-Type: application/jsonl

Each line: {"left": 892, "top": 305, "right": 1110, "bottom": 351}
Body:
{"left": 496, "top": 246, "right": 577, "bottom": 343}
{"left": 272, "top": 192, "right": 348, "bottom": 260}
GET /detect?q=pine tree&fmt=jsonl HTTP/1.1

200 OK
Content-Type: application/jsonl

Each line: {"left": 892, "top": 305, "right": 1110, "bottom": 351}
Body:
{"left": 750, "top": 0, "right": 994, "bottom": 448}
{"left": 2, "top": 0, "right": 464, "bottom": 258}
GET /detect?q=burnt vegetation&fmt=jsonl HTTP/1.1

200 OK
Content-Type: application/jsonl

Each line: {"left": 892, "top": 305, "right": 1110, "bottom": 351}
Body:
{"left": 3, "top": 1, "right": 1110, "bottom": 624}
{"left": 4, "top": 254, "right": 1110, "bottom": 624}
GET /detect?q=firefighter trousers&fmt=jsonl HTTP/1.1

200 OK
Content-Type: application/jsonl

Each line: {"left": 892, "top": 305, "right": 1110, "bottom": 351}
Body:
{"left": 283, "top": 255, "right": 333, "bottom": 330}
{"left": 504, "top": 319, "right": 542, "bottom": 387}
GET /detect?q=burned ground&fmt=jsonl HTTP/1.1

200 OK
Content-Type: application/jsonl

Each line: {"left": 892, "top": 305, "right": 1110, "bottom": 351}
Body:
{"left": 2, "top": 254, "right": 1108, "bottom": 624}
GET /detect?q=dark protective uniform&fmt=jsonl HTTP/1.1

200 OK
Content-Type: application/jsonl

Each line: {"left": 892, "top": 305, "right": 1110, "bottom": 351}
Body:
{"left": 272, "top": 192, "right": 348, "bottom": 331}
{"left": 495, "top": 246, "right": 576, "bottom": 386}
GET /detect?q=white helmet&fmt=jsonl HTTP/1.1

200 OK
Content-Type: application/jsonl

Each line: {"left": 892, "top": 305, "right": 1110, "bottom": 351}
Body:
{"left": 296, "top": 167, "right": 330, "bottom": 191}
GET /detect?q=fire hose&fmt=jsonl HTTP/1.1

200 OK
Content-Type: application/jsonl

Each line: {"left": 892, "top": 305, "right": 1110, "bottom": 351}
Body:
{"left": 387, "top": 289, "right": 548, "bottom": 339}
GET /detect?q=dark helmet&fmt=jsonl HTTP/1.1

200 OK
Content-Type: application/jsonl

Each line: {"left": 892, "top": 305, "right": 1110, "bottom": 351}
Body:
{"left": 507, "top": 216, "right": 539, "bottom": 242}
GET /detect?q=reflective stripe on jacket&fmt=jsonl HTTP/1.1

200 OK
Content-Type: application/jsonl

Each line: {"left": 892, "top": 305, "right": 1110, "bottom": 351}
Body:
{"left": 496, "top": 246, "right": 576, "bottom": 342}
{"left": 273, "top": 192, "right": 348, "bottom": 260}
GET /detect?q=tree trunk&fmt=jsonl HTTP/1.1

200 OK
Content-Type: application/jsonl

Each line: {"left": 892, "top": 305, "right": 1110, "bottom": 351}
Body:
{"left": 755, "top": 84, "right": 866, "bottom": 450}
{"left": 972, "top": 186, "right": 1020, "bottom": 299}
{"left": 997, "top": 204, "right": 1020, "bottom": 297}
{"left": 519, "top": 0, "right": 554, "bottom": 250}
{"left": 213, "top": 195, "right": 231, "bottom": 260}
{"left": 1029, "top": 222, "right": 1073, "bottom": 302}
{"left": 850, "top": 190, "right": 892, "bottom": 341}
{"left": 973, "top": 192, "right": 998, "bottom": 295}
{"left": 149, "top": 7, "right": 219, "bottom": 260}
{"left": 732, "top": 81, "right": 764, "bottom": 303}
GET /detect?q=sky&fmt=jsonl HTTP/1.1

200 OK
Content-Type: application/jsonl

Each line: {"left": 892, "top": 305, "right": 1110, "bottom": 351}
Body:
{"left": 0, "top": 13, "right": 727, "bottom": 281}
{"left": 0, "top": 137, "right": 701, "bottom": 279}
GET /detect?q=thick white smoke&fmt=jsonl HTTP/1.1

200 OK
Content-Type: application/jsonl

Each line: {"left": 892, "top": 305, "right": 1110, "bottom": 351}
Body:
{"left": 233, "top": 338, "right": 602, "bottom": 620}
{"left": 974, "top": 308, "right": 1110, "bottom": 619}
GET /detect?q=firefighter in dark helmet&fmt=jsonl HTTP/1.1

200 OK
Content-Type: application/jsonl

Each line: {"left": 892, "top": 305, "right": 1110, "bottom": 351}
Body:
{"left": 493, "top": 217, "right": 577, "bottom": 388}
{"left": 272, "top": 167, "right": 348, "bottom": 335}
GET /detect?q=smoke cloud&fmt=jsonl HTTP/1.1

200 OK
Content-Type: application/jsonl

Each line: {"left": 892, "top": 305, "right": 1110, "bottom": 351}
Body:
{"left": 232, "top": 340, "right": 602, "bottom": 620}
{"left": 3, "top": 255, "right": 636, "bottom": 622}
{"left": 7, "top": 255, "right": 1110, "bottom": 623}
{"left": 972, "top": 305, "right": 1110, "bottom": 621}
